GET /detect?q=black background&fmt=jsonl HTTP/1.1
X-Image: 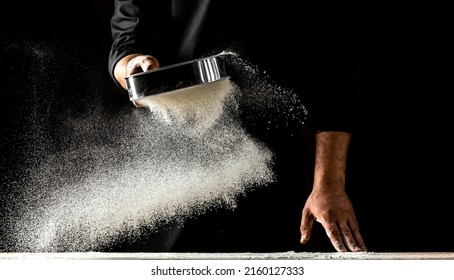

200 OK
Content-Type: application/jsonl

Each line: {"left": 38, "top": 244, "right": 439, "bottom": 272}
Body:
{"left": 1, "top": 1, "right": 452, "bottom": 252}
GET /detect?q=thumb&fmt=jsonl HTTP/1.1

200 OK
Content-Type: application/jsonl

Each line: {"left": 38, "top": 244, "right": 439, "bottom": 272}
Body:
{"left": 300, "top": 210, "right": 315, "bottom": 244}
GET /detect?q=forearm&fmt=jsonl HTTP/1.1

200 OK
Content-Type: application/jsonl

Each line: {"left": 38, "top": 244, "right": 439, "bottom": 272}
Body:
{"left": 312, "top": 131, "right": 351, "bottom": 193}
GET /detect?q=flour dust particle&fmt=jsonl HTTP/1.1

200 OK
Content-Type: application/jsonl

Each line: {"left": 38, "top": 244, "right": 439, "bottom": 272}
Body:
{"left": 1, "top": 50, "right": 308, "bottom": 252}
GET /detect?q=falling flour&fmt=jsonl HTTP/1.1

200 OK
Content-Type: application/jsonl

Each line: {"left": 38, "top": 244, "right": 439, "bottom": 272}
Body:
{"left": 1, "top": 50, "right": 307, "bottom": 252}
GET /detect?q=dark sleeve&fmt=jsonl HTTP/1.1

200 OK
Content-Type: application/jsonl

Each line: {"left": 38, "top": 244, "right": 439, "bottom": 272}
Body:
{"left": 108, "top": 0, "right": 167, "bottom": 90}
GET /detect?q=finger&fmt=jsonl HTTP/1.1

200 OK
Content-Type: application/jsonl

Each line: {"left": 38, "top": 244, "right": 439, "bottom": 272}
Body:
{"left": 348, "top": 221, "right": 368, "bottom": 251}
{"left": 300, "top": 209, "right": 314, "bottom": 244}
{"left": 127, "top": 57, "right": 155, "bottom": 75}
{"left": 339, "top": 223, "right": 362, "bottom": 252}
{"left": 323, "top": 223, "right": 347, "bottom": 252}
{"left": 132, "top": 100, "right": 145, "bottom": 108}
{"left": 141, "top": 59, "right": 159, "bottom": 72}
{"left": 127, "top": 62, "right": 143, "bottom": 75}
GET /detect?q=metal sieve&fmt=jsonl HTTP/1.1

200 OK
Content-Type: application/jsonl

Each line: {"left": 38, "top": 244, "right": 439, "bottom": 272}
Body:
{"left": 125, "top": 53, "right": 232, "bottom": 101}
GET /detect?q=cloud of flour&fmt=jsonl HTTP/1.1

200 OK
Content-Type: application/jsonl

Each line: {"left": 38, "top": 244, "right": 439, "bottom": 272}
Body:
{"left": 1, "top": 45, "right": 307, "bottom": 252}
